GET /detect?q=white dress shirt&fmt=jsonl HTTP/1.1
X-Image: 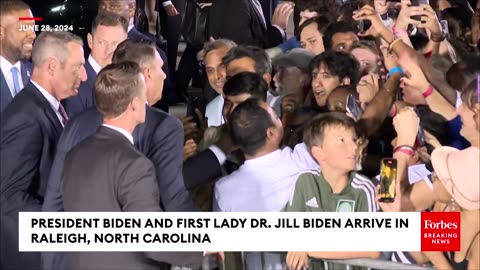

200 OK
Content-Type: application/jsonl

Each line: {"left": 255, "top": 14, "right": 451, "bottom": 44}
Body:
{"left": 102, "top": 124, "right": 134, "bottom": 144}
{"left": 88, "top": 54, "right": 102, "bottom": 74}
{"left": 205, "top": 95, "right": 225, "bottom": 127}
{"left": 1, "top": 56, "right": 25, "bottom": 97}
{"left": 214, "top": 143, "right": 319, "bottom": 212}
{"left": 31, "top": 80, "right": 64, "bottom": 127}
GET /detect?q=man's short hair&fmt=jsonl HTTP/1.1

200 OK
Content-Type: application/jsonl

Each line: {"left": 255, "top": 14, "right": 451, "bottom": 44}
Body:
{"left": 310, "top": 51, "right": 360, "bottom": 87}
{"left": 230, "top": 98, "right": 274, "bottom": 156}
{"left": 0, "top": 0, "right": 30, "bottom": 17}
{"left": 223, "top": 72, "right": 268, "bottom": 101}
{"left": 112, "top": 39, "right": 157, "bottom": 67}
{"left": 31, "top": 31, "right": 83, "bottom": 67}
{"left": 204, "top": 39, "right": 237, "bottom": 59}
{"left": 323, "top": 21, "right": 357, "bottom": 51}
{"left": 91, "top": 10, "right": 129, "bottom": 34}
{"left": 95, "top": 61, "right": 143, "bottom": 118}
{"left": 296, "top": 0, "right": 334, "bottom": 13}
{"left": 303, "top": 112, "right": 357, "bottom": 151}
{"left": 223, "top": 45, "right": 272, "bottom": 75}
{"left": 298, "top": 15, "right": 332, "bottom": 40}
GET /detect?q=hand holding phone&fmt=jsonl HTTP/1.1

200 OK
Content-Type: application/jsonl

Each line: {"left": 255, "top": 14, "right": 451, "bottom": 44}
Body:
{"left": 379, "top": 158, "right": 398, "bottom": 203}
{"left": 346, "top": 94, "right": 364, "bottom": 122}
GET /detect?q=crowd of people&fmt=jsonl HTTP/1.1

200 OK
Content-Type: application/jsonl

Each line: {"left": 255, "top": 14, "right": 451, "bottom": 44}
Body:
{"left": 0, "top": 0, "right": 479, "bottom": 269}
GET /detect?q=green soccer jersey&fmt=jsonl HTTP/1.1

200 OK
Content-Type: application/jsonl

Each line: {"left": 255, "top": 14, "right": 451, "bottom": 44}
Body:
{"left": 284, "top": 169, "right": 378, "bottom": 270}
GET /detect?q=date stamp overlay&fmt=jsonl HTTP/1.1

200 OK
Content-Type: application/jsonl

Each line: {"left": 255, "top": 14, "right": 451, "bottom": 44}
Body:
{"left": 18, "top": 17, "right": 74, "bottom": 32}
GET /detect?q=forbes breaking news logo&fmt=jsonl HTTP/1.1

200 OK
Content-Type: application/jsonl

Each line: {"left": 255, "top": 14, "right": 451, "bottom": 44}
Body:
{"left": 421, "top": 212, "right": 460, "bottom": 252}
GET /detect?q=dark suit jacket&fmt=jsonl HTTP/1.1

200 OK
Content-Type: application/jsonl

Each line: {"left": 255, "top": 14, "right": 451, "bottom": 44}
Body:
{"left": 209, "top": 0, "right": 284, "bottom": 48}
{"left": 62, "top": 126, "right": 203, "bottom": 270}
{"left": 0, "top": 82, "right": 63, "bottom": 270}
{"left": 61, "top": 59, "right": 96, "bottom": 117}
{"left": 0, "top": 61, "right": 32, "bottom": 112}
{"left": 128, "top": 28, "right": 173, "bottom": 111}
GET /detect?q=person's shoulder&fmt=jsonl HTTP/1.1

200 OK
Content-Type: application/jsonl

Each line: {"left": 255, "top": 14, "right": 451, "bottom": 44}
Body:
{"left": 215, "top": 167, "right": 247, "bottom": 190}
{"left": 146, "top": 106, "right": 182, "bottom": 130}
{"left": 295, "top": 169, "right": 322, "bottom": 187}
{"left": 351, "top": 172, "right": 376, "bottom": 190}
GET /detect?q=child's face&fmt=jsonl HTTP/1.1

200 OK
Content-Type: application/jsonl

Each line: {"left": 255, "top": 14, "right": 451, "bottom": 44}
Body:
{"left": 312, "top": 125, "right": 358, "bottom": 172}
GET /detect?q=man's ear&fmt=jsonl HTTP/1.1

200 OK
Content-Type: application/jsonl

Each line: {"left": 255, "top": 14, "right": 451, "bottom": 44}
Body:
{"left": 0, "top": 26, "right": 4, "bottom": 41}
{"left": 341, "top": 77, "right": 351, "bottom": 86}
{"left": 311, "top": 145, "right": 324, "bottom": 162}
{"left": 263, "top": 73, "right": 272, "bottom": 86}
{"left": 87, "top": 33, "right": 93, "bottom": 50}
{"left": 128, "top": 3, "right": 136, "bottom": 20}
{"left": 266, "top": 127, "right": 276, "bottom": 141}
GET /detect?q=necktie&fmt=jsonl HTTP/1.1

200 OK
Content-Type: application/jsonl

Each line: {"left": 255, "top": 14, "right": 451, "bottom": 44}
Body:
{"left": 11, "top": 66, "right": 21, "bottom": 95}
{"left": 58, "top": 103, "right": 69, "bottom": 125}
{"left": 251, "top": 0, "right": 267, "bottom": 30}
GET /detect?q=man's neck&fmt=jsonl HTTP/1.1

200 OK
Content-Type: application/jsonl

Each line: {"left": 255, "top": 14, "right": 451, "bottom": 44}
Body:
{"left": 30, "top": 72, "right": 58, "bottom": 100}
{"left": 321, "top": 167, "right": 350, "bottom": 194}
{"left": 103, "top": 117, "right": 136, "bottom": 135}
{"left": 0, "top": 52, "right": 20, "bottom": 66}
{"left": 245, "top": 145, "right": 279, "bottom": 160}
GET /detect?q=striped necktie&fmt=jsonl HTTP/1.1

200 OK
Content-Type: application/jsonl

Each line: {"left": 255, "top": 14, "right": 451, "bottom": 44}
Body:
{"left": 11, "top": 66, "right": 21, "bottom": 95}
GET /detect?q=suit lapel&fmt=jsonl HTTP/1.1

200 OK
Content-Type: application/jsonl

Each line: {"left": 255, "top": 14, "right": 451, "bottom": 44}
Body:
{"left": 28, "top": 82, "right": 63, "bottom": 132}
{"left": 248, "top": 0, "right": 267, "bottom": 31}
{"left": 0, "top": 70, "right": 13, "bottom": 102}
{"left": 20, "top": 61, "right": 32, "bottom": 86}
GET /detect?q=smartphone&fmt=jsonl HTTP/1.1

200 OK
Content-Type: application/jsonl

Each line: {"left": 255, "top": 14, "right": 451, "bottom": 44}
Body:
{"left": 346, "top": 94, "right": 364, "bottom": 122}
{"left": 440, "top": 20, "right": 449, "bottom": 36}
{"left": 379, "top": 158, "right": 398, "bottom": 203}
{"left": 414, "top": 107, "right": 426, "bottom": 147}
{"left": 186, "top": 96, "right": 201, "bottom": 127}
{"left": 411, "top": 0, "right": 429, "bottom": 21}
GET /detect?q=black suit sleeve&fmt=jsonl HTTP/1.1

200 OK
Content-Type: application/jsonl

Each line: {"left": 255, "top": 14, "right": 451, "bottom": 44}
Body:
{"left": 0, "top": 114, "right": 42, "bottom": 211}
{"left": 183, "top": 149, "right": 222, "bottom": 189}
{"left": 263, "top": 26, "right": 284, "bottom": 48}
{"left": 148, "top": 116, "right": 197, "bottom": 211}
{"left": 119, "top": 157, "right": 204, "bottom": 268}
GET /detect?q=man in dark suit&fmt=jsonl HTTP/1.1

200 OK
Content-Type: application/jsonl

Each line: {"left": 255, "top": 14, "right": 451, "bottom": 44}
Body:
{"left": 0, "top": 31, "right": 87, "bottom": 270}
{"left": 62, "top": 11, "right": 128, "bottom": 117}
{"left": 41, "top": 39, "right": 229, "bottom": 269}
{"left": 62, "top": 61, "right": 207, "bottom": 270}
{"left": 209, "top": 0, "right": 293, "bottom": 49}
{"left": 99, "top": 0, "right": 173, "bottom": 111}
{"left": 0, "top": 0, "right": 36, "bottom": 112}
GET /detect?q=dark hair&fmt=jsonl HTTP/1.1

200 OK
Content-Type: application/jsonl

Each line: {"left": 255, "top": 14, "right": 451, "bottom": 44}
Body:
{"left": 203, "top": 39, "right": 237, "bottom": 58}
{"left": 415, "top": 106, "right": 450, "bottom": 146}
{"left": 95, "top": 61, "right": 143, "bottom": 118}
{"left": 298, "top": 15, "right": 332, "bottom": 40}
{"left": 222, "top": 45, "right": 272, "bottom": 75}
{"left": 310, "top": 50, "right": 360, "bottom": 86}
{"left": 296, "top": 0, "right": 333, "bottom": 13}
{"left": 222, "top": 72, "right": 268, "bottom": 101}
{"left": 229, "top": 98, "right": 275, "bottom": 156}
{"left": 323, "top": 21, "right": 357, "bottom": 50}
{"left": 91, "top": 10, "right": 129, "bottom": 35}
{"left": 461, "top": 77, "right": 479, "bottom": 111}
{"left": 303, "top": 112, "right": 357, "bottom": 151}
{"left": 446, "top": 56, "right": 480, "bottom": 92}
{"left": 112, "top": 39, "right": 157, "bottom": 67}
{"left": 0, "top": 0, "right": 30, "bottom": 17}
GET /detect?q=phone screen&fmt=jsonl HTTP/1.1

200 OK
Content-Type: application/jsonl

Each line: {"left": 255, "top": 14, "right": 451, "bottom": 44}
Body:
{"left": 379, "top": 158, "right": 397, "bottom": 203}
{"left": 346, "top": 94, "right": 364, "bottom": 122}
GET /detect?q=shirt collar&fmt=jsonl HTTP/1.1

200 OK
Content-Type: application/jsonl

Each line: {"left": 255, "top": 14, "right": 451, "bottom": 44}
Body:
{"left": 88, "top": 54, "right": 102, "bottom": 74}
{"left": 30, "top": 79, "right": 60, "bottom": 110}
{"left": 0, "top": 56, "right": 21, "bottom": 76}
{"left": 128, "top": 19, "right": 134, "bottom": 32}
{"left": 102, "top": 124, "right": 134, "bottom": 144}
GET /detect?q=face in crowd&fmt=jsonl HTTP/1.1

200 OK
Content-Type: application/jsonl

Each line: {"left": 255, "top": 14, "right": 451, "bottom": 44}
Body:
{"left": 300, "top": 22, "right": 325, "bottom": 56}
{"left": 205, "top": 48, "right": 229, "bottom": 95}
{"left": 0, "top": 7, "right": 36, "bottom": 62}
{"left": 88, "top": 24, "right": 128, "bottom": 68}
{"left": 311, "top": 63, "right": 350, "bottom": 108}
{"left": 99, "top": 0, "right": 135, "bottom": 21}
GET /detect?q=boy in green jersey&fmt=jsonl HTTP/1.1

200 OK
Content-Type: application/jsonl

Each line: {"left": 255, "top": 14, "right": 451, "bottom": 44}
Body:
{"left": 284, "top": 112, "right": 380, "bottom": 269}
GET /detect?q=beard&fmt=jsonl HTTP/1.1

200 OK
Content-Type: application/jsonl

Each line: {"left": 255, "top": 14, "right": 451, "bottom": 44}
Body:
{"left": 2, "top": 39, "right": 22, "bottom": 63}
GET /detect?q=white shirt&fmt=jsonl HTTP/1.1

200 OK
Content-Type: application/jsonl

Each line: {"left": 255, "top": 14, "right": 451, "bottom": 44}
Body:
{"left": 1, "top": 56, "right": 25, "bottom": 97}
{"left": 88, "top": 54, "right": 101, "bottom": 74}
{"left": 128, "top": 19, "right": 134, "bottom": 33}
{"left": 102, "top": 124, "right": 134, "bottom": 144}
{"left": 214, "top": 143, "right": 319, "bottom": 212}
{"left": 31, "top": 80, "right": 64, "bottom": 127}
{"left": 205, "top": 95, "right": 225, "bottom": 127}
